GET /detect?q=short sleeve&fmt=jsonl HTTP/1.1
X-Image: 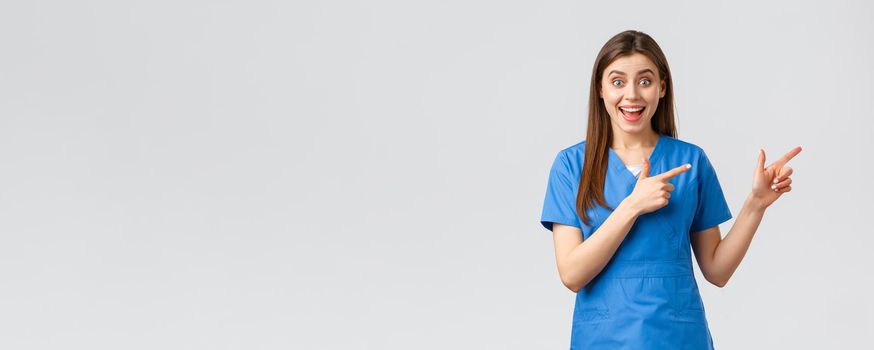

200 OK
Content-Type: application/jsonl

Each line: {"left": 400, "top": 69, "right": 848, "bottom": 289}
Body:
{"left": 689, "top": 149, "right": 733, "bottom": 233}
{"left": 540, "top": 151, "right": 583, "bottom": 232}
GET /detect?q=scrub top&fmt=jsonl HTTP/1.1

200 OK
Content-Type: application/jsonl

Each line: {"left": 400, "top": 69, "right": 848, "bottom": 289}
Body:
{"left": 540, "top": 134, "right": 732, "bottom": 350}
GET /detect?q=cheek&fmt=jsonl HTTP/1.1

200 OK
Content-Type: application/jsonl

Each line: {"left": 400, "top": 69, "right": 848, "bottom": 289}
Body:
{"left": 602, "top": 98, "right": 620, "bottom": 116}
{"left": 643, "top": 90, "right": 661, "bottom": 106}
{"left": 647, "top": 86, "right": 662, "bottom": 100}
{"left": 601, "top": 89, "right": 620, "bottom": 105}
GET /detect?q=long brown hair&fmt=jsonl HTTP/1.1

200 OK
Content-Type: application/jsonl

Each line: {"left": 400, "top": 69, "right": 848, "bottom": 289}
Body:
{"left": 577, "top": 30, "right": 678, "bottom": 226}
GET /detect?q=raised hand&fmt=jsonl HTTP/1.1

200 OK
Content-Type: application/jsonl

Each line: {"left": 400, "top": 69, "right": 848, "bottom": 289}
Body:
{"left": 625, "top": 157, "right": 692, "bottom": 215}
{"left": 751, "top": 146, "right": 802, "bottom": 208}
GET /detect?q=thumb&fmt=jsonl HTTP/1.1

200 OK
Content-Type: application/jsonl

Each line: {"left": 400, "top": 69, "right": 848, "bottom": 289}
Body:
{"left": 638, "top": 157, "right": 650, "bottom": 180}
{"left": 757, "top": 148, "right": 766, "bottom": 172}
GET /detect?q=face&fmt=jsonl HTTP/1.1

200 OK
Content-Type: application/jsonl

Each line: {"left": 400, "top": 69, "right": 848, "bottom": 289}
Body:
{"left": 599, "top": 53, "right": 666, "bottom": 135}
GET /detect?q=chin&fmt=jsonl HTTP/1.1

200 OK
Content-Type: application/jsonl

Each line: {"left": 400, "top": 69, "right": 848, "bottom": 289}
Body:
{"left": 616, "top": 122, "right": 649, "bottom": 134}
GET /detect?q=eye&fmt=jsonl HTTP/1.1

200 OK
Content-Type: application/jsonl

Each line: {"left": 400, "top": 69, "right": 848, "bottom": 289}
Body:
{"left": 639, "top": 79, "right": 651, "bottom": 86}
{"left": 612, "top": 79, "right": 623, "bottom": 87}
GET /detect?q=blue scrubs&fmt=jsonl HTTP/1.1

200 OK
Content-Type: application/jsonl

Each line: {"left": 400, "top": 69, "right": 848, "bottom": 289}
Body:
{"left": 540, "top": 134, "right": 732, "bottom": 350}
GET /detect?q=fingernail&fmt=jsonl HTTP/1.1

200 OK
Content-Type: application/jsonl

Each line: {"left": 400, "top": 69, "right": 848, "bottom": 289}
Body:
{"left": 773, "top": 178, "right": 778, "bottom": 183}
{"left": 685, "top": 164, "right": 691, "bottom": 169}
{"left": 771, "top": 184, "right": 776, "bottom": 190}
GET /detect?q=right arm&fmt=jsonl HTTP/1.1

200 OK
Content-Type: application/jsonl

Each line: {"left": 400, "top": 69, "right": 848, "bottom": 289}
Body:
{"left": 552, "top": 200, "right": 640, "bottom": 292}
{"left": 552, "top": 160, "right": 691, "bottom": 292}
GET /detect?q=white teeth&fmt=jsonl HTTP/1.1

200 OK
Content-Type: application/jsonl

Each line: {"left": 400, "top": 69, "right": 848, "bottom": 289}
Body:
{"left": 620, "top": 107, "right": 643, "bottom": 112}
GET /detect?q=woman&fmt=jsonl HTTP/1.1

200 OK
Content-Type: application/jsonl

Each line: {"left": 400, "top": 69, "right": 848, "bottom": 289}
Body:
{"left": 539, "top": 30, "right": 801, "bottom": 349}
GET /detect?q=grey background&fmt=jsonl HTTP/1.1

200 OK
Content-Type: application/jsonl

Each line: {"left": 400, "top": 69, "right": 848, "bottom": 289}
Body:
{"left": 0, "top": 0, "right": 870, "bottom": 349}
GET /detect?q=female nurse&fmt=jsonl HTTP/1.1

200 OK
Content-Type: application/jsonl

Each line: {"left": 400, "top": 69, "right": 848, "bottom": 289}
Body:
{"left": 539, "top": 30, "right": 802, "bottom": 349}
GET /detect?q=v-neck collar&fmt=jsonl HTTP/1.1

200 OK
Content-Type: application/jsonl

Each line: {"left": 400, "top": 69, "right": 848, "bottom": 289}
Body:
{"left": 608, "top": 133, "right": 664, "bottom": 181}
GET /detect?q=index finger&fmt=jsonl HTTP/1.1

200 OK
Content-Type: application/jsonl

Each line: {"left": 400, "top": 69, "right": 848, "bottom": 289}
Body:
{"left": 772, "top": 146, "right": 802, "bottom": 167}
{"left": 656, "top": 163, "right": 692, "bottom": 181}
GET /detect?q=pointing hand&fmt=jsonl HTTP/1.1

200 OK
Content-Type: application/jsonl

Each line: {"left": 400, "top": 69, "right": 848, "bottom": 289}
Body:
{"left": 751, "top": 146, "right": 802, "bottom": 209}
{"left": 626, "top": 158, "right": 692, "bottom": 215}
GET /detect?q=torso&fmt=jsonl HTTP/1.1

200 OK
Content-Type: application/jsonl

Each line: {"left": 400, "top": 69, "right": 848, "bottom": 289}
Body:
{"left": 555, "top": 135, "right": 722, "bottom": 349}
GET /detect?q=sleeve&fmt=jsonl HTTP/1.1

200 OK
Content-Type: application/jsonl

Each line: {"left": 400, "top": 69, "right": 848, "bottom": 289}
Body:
{"left": 540, "top": 151, "right": 583, "bottom": 232}
{"left": 689, "top": 149, "right": 733, "bottom": 233}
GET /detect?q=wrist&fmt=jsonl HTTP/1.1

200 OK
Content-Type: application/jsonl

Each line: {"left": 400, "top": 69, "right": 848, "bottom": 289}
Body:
{"left": 745, "top": 193, "right": 769, "bottom": 213}
{"left": 617, "top": 198, "right": 641, "bottom": 218}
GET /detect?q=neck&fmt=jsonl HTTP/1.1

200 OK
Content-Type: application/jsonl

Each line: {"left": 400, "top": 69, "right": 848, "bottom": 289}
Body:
{"left": 611, "top": 127, "right": 659, "bottom": 150}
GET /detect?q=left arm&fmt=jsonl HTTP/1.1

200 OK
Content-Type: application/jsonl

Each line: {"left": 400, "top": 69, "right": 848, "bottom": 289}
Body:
{"left": 691, "top": 146, "right": 801, "bottom": 287}
{"left": 691, "top": 194, "right": 767, "bottom": 287}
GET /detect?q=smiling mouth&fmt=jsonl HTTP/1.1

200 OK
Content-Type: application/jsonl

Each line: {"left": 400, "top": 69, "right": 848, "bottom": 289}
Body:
{"left": 619, "top": 106, "right": 644, "bottom": 121}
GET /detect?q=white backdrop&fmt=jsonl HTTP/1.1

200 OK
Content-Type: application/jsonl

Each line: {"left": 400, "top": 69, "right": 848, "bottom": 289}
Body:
{"left": 0, "top": 0, "right": 870, "bottom": 348}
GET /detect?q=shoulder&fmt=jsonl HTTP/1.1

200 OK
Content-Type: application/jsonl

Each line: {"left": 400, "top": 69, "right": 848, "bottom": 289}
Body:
{"left": 556, "top": 140, "right": 586, "bottom": 158}
{"left": 659, "top": 136, "right": 720, "bottom": 182}
{"left": 548, "top": 140, "right": 586, "bottom": 176}
{"left": 659, "top": 135, "right": 706, "bottom": 156}
{"left": 658, "top": 135, "right": 715, "bottom": 167}
{"left": 552, "top": 140, "right": 587, "bottom": 167}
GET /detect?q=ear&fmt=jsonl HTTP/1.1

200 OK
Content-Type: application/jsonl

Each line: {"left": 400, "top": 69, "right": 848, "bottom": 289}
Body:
{"left": 659, "top": 79, "right": 666, "bottom": 98}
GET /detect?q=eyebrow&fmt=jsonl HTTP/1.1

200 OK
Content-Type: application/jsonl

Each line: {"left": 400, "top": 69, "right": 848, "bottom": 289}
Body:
{"left": 607, "top": 68, "right": 655, "bottom": 76}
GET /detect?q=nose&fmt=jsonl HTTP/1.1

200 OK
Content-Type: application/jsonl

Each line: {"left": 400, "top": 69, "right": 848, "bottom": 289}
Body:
{"left": 625, "top": 84, "right": 641, "bottom": 101}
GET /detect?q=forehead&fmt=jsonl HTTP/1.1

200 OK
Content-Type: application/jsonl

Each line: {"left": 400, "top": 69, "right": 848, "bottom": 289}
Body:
{"left": 603, "top": 53, "right": 658, "bottom": 77}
